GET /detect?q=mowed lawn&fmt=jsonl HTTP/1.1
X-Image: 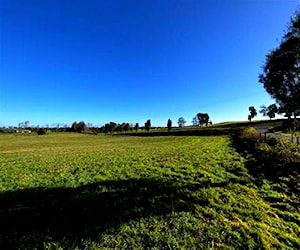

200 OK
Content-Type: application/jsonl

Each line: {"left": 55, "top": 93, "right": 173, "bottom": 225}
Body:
{"left": 0, "top": 133, "right": 299, "bottom": 249}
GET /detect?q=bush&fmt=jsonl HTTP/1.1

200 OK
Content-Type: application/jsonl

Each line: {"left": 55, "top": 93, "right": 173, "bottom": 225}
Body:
{"left": 231, "top": 127, "right": 300, "bottom": 192}
{"left": 37, "top": 128, "right": 46, "bottom": 135}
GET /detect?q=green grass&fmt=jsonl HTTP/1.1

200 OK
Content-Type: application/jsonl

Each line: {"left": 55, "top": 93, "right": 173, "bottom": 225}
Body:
{"left": 0, "top": 133, "right": 299, "bottom": 249}
{"left": 212, "top": 119, "right": 285, "bottom": 128}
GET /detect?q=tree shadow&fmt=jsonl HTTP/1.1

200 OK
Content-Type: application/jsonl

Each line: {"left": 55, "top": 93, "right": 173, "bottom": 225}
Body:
{"left": 0, "top": 178, "right": 202, "bottom": 249}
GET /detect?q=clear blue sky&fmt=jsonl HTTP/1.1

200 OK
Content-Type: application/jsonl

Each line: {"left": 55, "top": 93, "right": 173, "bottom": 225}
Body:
{"left": 0, "top": 0, "right": 298, "bottom": 127}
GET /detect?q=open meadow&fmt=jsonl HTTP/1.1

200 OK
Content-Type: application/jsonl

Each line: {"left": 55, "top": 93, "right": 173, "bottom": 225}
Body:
{"left": 0, "top": 133, "right": 299, "bottom": 249}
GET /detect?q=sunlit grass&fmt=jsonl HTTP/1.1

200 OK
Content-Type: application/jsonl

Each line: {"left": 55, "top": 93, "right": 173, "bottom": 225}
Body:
{"left": 0, "top": 133, "right": 299, "bottom": 249}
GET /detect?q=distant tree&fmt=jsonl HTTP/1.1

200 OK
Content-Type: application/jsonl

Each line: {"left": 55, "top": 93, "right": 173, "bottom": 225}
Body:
{"left": 116, "top": 124, "right": 122, "bottom": 133}
{"left": 37, "top": 128, "right": 46, "bottom": 135}
{"left": 123, "top": 123, "right": 130, "bottom": 132}
{"left": 203, "top": 113, "right": 210, "bottom": 126}
{"left": 24, "top": 121, "right": 30, "bottom": 128}
{"left": 259, "top": 105, "right": 268, "bottom": 117}
{"left": 167, "top": 119, "right": 172, "bottom": 131}
{"left": 78, "top": 121, "right": 87, "bottom": 132}
{"left": 197, "top": 113, "right": 210, "bottom": 126}
{"left": 134, "top": 123, "right": 139, "bottom": 132}
{"left": 260, "top": 104, "right": 278, "bottom": 120}
{"left": 104, "top": 123, "right": 110, "bottom": 133}
{"left": 109, "top": 122, "right": 116, "bottom": 133}
{"left": 248, "top": 115, "right": 252, "bottom": 122}
{"left": 268, "top": 108, "right": 277, "bottom": 121}
{"left": 177, "top": 117, "right": 186, "bottom": 127}
{"left": 90, "top": 127, "right": 99, "bottom": 135}
{"left": 71, "top": 122, "right": 77, "bottom": 132}
{"left": 71, "top": 121, "right": 88, "bottom": 133}
{"left": 145, "top": 119, "right": 151, "bottom": 131}
{"left": 259, "top": 10, "right": 300, "bottom": 120}
{"left": 248, "top": 106, "right": 257, "bottom": 122}
{"left": 192, "top": 116, "right": 199, "bottom": 126}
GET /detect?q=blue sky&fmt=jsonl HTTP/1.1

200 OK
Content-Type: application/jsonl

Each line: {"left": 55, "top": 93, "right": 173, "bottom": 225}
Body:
{"left": 0, "top": 0, "right": 298, "bottom": 127}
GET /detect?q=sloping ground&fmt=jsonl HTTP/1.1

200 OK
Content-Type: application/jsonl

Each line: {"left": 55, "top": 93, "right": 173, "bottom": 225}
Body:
{"left": 212, "top": 119, "right": 286, "bottom": 128}
{"left": 125, "top": 128, "right": 232, "bottom": 136}
{"left": 0, "top": 134, "right": 299, "bottom": 249}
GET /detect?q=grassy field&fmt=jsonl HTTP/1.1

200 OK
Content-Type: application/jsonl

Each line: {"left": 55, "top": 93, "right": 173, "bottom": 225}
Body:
{"left": 0, "top": 133, "right": 299, "bottom": 249}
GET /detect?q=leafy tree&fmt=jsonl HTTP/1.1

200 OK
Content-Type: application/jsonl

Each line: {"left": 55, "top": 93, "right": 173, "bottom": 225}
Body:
{"left": 167, "top": 119, "right": 172, "bottom": 131}
{"left": 116, "top": 124, "right": 121, "bottom": 133}
{"left": 203, "top": 113, "right": 210, "bottom": 126}
{"left": 78, "top": 121, "right": 87, "bottom": 132}
{"left": 18, "top": 121, "right": 30, "bottom": 129}
{"left": 192, "top": 116, "right": 199, "bottom": 126}
{"left": 109, "top": 122, "right": 116, "bottom": 133}
{"left": 248, "top": 106, "right": 257, "bottom": 122}
{"left": 259, "top": 104, "right": 278, "bottom": 120}
{"left": 134, "top": 123, "right": 139, "bottom": 132}
{"left": 259, "top": 10, "right": 300, "bottom": 119}
{"left": 259, "top": 105, "right": 268, "bottom": 117}
{"left": 177, "top": 117, "right": 186, "bottom": 127}
{"left": 145, "top": 119, "right": 151, "bottom": 131}
{"left": 103, "top": 123, "right": 110, "bottom": 133}
{"left": 123, "top": 123, "right": 130, "bottom": 132}
{"left": 248, "top": 115, "right": 252, "bottom": 122}
{"left": 71, "top": 122, "right": 78, "bottom": 132}
{"left": 197, "top": 113, "right": 210, "bottom": 126}
{"left": 71, "top": 121, "right": 88, "bottom": 133}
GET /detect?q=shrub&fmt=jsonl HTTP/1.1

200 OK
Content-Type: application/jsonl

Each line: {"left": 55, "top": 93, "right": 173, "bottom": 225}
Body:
{"left": 231, "top": 127, "right": 300, "bottom": 192}
{"left": 37, "top": 128, "right": 46, "bottom": 135}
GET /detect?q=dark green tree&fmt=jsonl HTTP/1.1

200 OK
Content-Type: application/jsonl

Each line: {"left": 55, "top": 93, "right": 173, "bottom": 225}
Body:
{"left": 196, "top": 113, "right": 210, "bottom": 126}
{"left": 134, "top": 123, "right": 139, "bottom": 132}
{"left": 177, "top": 117, "right": 186, "bottom": 127}
{"left": 123, "top": 123, "right": 130, "bottom": 132}
{"left": 259, "top": 105, "right": 268, "bottom": 117}
{"left": 167, "top": 119, "right": 172, "bottom": 131}
{"left": 260, "top": 104, "right": 278, "bottom": 120}
{"left": 248, "top": 106, "right": 257, "bottom": 122}
{"left": 37, "top": 128, "right": 46, "bottom": 135}
{"left": 192, "top": 116, "right": 199, "bottom": 126}
{"left": 203, "top": 113, "right": 210, "bottom": 126}
{"left": 104, "top": 123, "right": 110, "bottom": 133}
{"left": 145, "top": 120, "right": 151, "bottom": 131}
{"left": 109, "top": 122, "right": 116, "bottom": 133}
{"left": 248, "top": 115, "right": 252, "bottom": 122}
{"left": 259, "top": 10, "right": 300, "bottom": 119}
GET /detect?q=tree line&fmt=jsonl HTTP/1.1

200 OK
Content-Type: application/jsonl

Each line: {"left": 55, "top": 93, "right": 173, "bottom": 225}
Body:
{"left": 69, "top": 113, "right": 212, "bottom": 134}
{"left": 4, "top": 112, "right": 211, "bottom": 135}
{"left": 247, "top": 104, "right": 298, "bottom": 122}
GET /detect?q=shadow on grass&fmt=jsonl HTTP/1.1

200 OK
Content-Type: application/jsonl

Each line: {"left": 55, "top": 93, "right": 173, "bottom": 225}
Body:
{"left": 0, "top": 177, "right": 205, "bottom": 249}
